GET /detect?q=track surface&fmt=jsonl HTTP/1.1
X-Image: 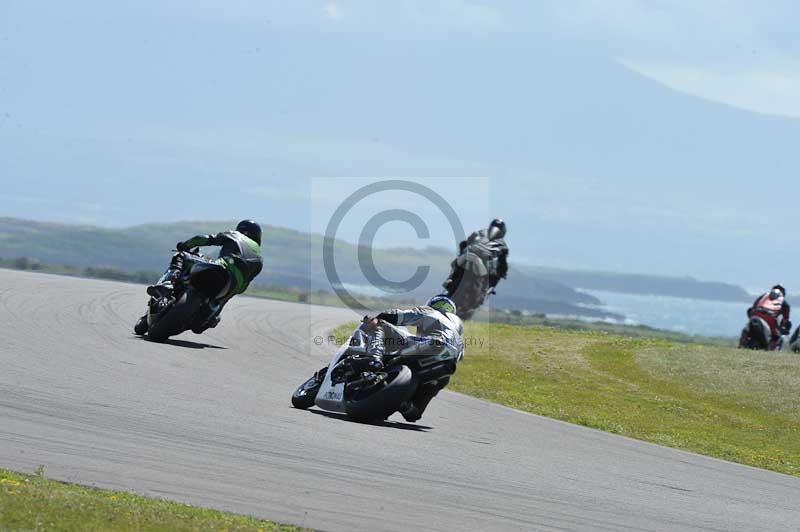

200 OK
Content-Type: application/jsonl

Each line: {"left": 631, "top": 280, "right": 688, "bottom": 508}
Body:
{"left": 1, "top": 270, "right": 799, "bottom": 531}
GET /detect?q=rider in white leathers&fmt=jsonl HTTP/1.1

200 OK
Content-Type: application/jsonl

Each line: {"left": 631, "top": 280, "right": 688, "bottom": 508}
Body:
{"left": 360, "top": 295, "right": 464, "bottom": 422}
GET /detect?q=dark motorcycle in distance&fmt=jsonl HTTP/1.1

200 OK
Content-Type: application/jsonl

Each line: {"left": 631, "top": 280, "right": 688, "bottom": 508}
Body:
{"left": 292, "top": 321, "right": 449, "bottom": 422}
{"left": 444, "top": 250, "right": 499, "bottom": 320}
{"left": 788, "top": 326, "right": 800, "bottom": 353}
{"left": 135, "top": 249, "right": 229, "bottom": 342}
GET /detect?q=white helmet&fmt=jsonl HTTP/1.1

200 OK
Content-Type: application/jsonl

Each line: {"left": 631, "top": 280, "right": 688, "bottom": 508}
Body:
{"left": 427, "top": 294, "right": 457, "bottom": 315}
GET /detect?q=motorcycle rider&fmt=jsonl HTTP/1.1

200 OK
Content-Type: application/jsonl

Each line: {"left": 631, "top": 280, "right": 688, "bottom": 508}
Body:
{"left": 135, "top": 220, "right": 263, "bottom": 335}
{"left": 347, "top": 294, "right": 464, "bottom": 422}
{"left": 739, "top": 284, "right": 791, "bottom": 349}
{"left": 443, "top": 218, "right": 509, "bottom": 297}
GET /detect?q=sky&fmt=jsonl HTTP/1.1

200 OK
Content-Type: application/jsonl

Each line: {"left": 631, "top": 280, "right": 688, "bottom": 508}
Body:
{"left": 1, "top": 1, "right": 799, "bottom": 290}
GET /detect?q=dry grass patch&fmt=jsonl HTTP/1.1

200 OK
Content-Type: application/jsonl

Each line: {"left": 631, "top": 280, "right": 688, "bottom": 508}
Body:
{"left": 637, "top": 343, "right": 800, "bottom": 421}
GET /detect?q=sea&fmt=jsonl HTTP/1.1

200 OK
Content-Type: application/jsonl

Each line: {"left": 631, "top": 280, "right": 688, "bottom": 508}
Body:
{"left": 582, "top": 289, "right": 747, "bottom": 338}
{"left": 340, "top": 282, "right": 748, "bottom": 338}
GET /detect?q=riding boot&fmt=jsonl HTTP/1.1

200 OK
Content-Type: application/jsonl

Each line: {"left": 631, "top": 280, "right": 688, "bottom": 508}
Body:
{"left": 769, "top": 336, "right": 782, "bottom": 351}
{"left": 443, "top": 266, "right": 464, "bottom": 297}
{"left": 368, "top": 325, "right": 386, "bottom": 358}
{"left": 147, "top": 254, "right": 185, "bottom": 298}
{"left": 349, "top": 356, "right": 384, "bottom": 374}
{"left": 399, "top": 401, "right": 422, "bottom": 422}
{"left": 191, "top": 301, "right": 223, "bottom": 334}
{"left": 147, "top": 269, "right": 180, "bottom": 297}
{"left": 401, "top": 376, "right": 450, "bottom": 422}
{"left": 191, "top": 315, "right": 220, "bottom": 334}
{"left": 347, "top": 325, "right": 386, "bottom": 375}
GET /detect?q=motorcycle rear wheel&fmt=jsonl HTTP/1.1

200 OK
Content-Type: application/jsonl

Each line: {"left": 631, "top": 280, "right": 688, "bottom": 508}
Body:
{"left": 344, "top": 365, "right": 415, "bottom": 422}
{"left": 147, "top": 289, "right": 203, "bottom": 342}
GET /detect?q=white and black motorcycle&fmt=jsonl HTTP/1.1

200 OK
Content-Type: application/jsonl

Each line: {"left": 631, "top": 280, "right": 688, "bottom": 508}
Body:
{"left": 292, "top": 321, "right": 445, "bottom": 422}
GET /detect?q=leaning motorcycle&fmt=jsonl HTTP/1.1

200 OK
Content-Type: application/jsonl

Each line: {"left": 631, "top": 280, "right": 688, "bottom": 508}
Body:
{"left": 788, "top": 326, "right": 800, "bottom": 352}
{"left": 444, "top": 250, "right": 497, "bottom": 320}
{"left": 291, "top": 321, "right": 448, "bottom": 422}
{"left": 134, "top": 249, "right": 228, "bottom": 342}
{"left": 738, "top": 313, "right": 786, "bottom": 351}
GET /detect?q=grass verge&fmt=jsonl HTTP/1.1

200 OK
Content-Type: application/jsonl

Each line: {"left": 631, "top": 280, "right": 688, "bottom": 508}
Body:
{"left": 0, "top": 468, "right": 306, "bottom": 532}
{"left": 333, "top": 321, "right": 800, "bottom": 476}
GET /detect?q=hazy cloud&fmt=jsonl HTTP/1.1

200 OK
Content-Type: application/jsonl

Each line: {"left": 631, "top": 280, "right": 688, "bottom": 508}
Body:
{"left": 323, "top": 3, "right": 343, "bottom": 21}
{"left": 620, "top": 59, "right": 800, "bottom": 118}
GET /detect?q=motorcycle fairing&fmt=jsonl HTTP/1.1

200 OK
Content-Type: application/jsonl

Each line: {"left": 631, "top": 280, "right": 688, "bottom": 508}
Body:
{"left": 314, "top": 327, "right": 370, "bottom": 413}
{"left": 745, "top": 316, "right": 786, "bottom": 350}
{"left": 189, "top": 260, "right": 231, "bottom": 300}
{"left": 456, "top": 251, "right": 490, "bottom": 276}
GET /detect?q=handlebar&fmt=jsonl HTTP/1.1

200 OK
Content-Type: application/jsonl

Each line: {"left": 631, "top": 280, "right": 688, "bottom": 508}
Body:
{"left": 172, "top": 247, "right": 203, "bottom": 256}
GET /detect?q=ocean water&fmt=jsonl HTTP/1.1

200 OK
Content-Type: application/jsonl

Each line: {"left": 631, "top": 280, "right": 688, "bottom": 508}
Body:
{"left": 582, "top": 289, "right": 748, "bottom": 338}
{"left": 339, "top": 282, "right": 749, "bottom": 338}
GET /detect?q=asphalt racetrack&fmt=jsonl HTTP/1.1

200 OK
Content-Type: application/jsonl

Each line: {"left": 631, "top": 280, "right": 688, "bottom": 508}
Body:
{"left": 1, "top": 269, "right": 798, "bottom": 531}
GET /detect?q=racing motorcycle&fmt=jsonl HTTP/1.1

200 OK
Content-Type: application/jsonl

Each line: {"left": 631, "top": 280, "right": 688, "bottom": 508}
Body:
{"left": 444, "top": 250, "right": 498, "bottom": 320}
{"left": 788, "top": 326, "right": 800, "bottom": 353}
{"left": 292, "top": 321, "right": 442, "bottom": 422}
{"left": 134, "top": 249, "right": 229, "bottom": 342}
{"left": 738, "top": 314, "right": 787, "bottom": 351}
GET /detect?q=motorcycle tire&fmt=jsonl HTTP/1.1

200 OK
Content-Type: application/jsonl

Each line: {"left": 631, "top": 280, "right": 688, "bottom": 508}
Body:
{"left": 134, "top": 316, "right": 149, "bottom": 336}
{"left": 745, "top": 320, "right": 769, "bottom": 350}
{"left": 344, "top": 365, "right": 416, "bottom": 422}
{"left": 291, "top": 375, "right": 322, "bottom": 409}
{"left": 790, "top": 328, "right": 800, "bottom": 353}
{"left": 147, "top": 289, "right": 204, "bottom": 342}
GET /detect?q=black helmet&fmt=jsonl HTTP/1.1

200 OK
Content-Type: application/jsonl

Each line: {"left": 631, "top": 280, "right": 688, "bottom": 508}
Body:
{"left": 772, "top": 284, "right": 786, "bottom": 297}
{"left": 488, "top": 218, "right": 506, "bottom": 240}
{"left": 236, "top": 220, "right": 262, "bottom": 245}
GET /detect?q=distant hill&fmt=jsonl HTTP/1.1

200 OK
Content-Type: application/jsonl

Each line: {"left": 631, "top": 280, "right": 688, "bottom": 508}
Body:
{"left": 521, "top": 266, "right": 752, "bottom": 302}
{"left": 0, "top": 217, "right": 615, "bottom": 318}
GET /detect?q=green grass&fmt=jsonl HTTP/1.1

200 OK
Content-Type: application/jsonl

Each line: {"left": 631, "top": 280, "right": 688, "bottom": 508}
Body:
{"left": 332, "top": 321, "right": 800, "bottom": 476}
{"left": 0, "top": 468, "right": 305, "bottom": 532}
{"left": 472, "top": 309, "right": 735, "bottom": 346}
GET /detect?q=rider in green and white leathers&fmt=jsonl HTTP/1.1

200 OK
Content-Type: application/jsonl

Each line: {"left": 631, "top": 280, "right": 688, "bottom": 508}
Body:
{"left": 139, "top": 220, "right": 263, "bottom": 335}
{"left": 178, "top": 230, "right": 263, "bottom": 298}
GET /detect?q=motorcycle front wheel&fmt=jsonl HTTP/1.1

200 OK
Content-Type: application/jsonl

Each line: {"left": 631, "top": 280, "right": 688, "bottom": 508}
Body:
{"left": 291, "top": 375, "right": 322, "bottom": 409}
{"left": 134, "top": 315, "right": 149, "bottom": 335}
